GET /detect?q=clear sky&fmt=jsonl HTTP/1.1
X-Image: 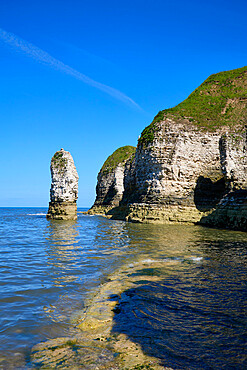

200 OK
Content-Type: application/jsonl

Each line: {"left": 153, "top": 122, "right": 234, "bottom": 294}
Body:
{"left": 0, "top": 0, "right": 246, "bottom": 207}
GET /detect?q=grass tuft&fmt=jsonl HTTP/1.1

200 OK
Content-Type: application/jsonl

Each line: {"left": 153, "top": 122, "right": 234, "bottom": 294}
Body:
{"left": 101, "top": 146, "right": 136, "bottom": 174}
{"left": 51, "top": 151, "right": 67, "bottom": 172}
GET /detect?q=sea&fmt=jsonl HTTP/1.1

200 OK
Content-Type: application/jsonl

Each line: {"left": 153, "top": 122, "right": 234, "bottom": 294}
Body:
{"left": 0, "top": 207, "right": 246, "bottom": 369}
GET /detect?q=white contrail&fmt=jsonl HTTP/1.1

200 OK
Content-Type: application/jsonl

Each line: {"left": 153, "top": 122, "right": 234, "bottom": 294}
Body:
{"left": 0, "top": 28, "right": 140, "bottom": 108}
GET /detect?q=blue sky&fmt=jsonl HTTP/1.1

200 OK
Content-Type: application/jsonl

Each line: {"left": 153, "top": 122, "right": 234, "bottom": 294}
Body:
{"left": 0, "top": 0, "right": 246, "bottom": 207}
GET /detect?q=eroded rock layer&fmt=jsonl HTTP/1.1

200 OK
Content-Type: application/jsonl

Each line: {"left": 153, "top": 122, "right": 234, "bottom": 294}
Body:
{"left": 47, "top": 149, "right": 79, "bottom": 220}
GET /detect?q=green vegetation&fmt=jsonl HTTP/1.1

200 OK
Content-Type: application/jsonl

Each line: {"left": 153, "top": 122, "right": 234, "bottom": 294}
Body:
{"left": 139, "top": 66, "right": 247, "bottom": 146}
{"left": 138, "top": 111, "right": 164, "bottom": 145}
{"left": 101, "top": 146, "right": 136, "bottom": 174}
{"left": 51, "top": 151, "right": 67, "bottom": 171}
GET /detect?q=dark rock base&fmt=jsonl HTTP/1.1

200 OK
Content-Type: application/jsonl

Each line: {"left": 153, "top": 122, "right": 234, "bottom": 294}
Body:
{"left": 199, "top": 190, "right": 247, "bottom": 232}
{"left": 46, "top": 201, "right": 77, "bottom": 220}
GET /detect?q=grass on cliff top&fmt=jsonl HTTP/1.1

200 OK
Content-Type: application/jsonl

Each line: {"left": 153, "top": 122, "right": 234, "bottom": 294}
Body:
{"left": 139, "top": 66, "right": 247, "bottom": 146}
{"left": 101, "top": 146, "right": 136, "bottom": 174}
{"left": 51, "top": 151, "right": 67, "bottom": 170}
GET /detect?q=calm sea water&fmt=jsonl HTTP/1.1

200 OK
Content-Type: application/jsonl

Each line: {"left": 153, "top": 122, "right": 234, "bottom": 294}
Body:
{"left": 0, "top": 207, "right": 246, "bottom": 369}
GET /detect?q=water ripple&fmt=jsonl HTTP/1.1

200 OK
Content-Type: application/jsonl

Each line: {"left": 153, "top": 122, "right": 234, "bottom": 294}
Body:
{"left": 0, "top": 208, "right": 246, "bottom": 369}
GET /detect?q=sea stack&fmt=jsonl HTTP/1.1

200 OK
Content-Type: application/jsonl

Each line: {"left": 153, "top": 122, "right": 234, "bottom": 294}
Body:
{"left": 47, "top": 149, "right": 79, "bottom": 220}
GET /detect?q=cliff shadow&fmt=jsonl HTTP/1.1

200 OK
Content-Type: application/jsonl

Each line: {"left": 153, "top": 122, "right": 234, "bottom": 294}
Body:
{"left": 105, "top": 205, "right": 128, "bottom": 220}
{"left": 102, "top": 183, "right": 118, "bottom": 205}
{"left": 194, "top": 176, "right": 227, "bottom": 212}
{"left": 110, "top": 256, "right": 247, "bottom": 369}
{"left": 198, "top": 189, "right": 247, "bottom": 231}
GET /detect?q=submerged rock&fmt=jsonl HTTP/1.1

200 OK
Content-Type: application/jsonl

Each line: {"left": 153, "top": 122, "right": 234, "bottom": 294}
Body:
{"left": 31, "top": 257, "right": 172, "bottom": 369}
{"left": 47, "top": 149, "right": 79, "bottom": 220}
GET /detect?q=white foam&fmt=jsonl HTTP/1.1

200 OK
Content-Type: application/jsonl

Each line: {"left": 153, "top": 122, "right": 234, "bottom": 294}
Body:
{"left": 163, "top": 257, "right": 182, "bottom": 262}
{"left": 134, "top": 258, "right": 183, "bottom": 265}
{"left": 141, "top": 259, "right": 159, "bottom": 264}
{"left": 27, "top": 213, "right": 46, "bottom": 216}
{"left": 189, "top": 257, "right": 203, "bottom": 262}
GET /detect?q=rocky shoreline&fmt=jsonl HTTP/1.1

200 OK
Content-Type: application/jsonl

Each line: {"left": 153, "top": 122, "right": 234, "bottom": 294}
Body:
{"left": 31, "top": 257, "right": 175, "bottom": 369}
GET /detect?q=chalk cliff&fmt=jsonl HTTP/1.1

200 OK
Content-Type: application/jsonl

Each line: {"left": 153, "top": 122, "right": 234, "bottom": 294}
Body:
{"left": 88, "top": 146, "right": 136, "bottom": 215}
{"left": 124, "top": 121, "right": 246, "bottom": 229}
{"left": 90, "top": 66, "right": 247, "bottom": 231}
{"left": 47, "top": 148, "right": 79, "bottom": 220}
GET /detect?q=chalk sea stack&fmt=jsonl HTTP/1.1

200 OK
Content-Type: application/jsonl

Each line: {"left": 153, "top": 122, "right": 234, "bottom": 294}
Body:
{"left": 89, "top": 66, "right": 247, "bottom": 231}
{"left": 47, "top": 149, "right": 79, "bottom": 220}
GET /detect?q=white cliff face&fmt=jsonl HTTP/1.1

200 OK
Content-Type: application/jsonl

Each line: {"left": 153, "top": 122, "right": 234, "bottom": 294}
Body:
{"left": 50, "top": 149, "right": 79, "bottom": 202}
{"left": 114, "top": 164, "right": 125, "bottom": 195}
{"left": 135, "top": 119, "right": 246, "bottom": 203}
{"left": 121, "top": 119, "right": 246, "bottom": 228}
{"left": 219, "top": 134, "right": 247, "bottom": 189}
{"left": 94, "top": 164, "right": 125, "bottom": 207}
{"left": 134, "top": 119, "right": 224, "bottom": 205}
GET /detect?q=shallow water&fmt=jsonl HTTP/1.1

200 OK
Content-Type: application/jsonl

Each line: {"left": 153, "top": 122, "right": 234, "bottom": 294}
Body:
{"left": 0, "top": 208, "right": 246, "bottom": 369}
